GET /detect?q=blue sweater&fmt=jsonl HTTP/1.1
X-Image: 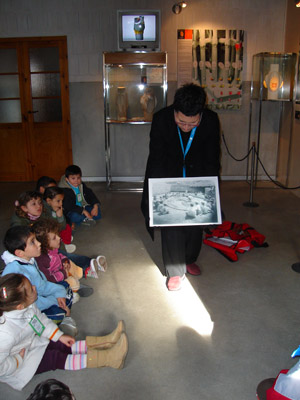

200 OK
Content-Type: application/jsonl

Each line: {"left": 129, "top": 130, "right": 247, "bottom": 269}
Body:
{"left": 1, "top": 252, "right": 66, "bottom": 311}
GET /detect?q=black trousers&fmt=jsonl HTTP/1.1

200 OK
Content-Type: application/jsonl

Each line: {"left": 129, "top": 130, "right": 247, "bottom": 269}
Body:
{"left": 161, "top": 225, "right": 203, "bottom": 277}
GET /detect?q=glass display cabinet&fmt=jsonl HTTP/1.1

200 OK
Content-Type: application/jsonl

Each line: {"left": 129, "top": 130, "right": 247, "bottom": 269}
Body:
{"left": 103, "top": 51, "right": 167, "bottom": 189}
{"left": 296, "top": 51, "right": 300, "bottom": 104}
{"left": 251, "top": 52, "right": 297, "bottom": 101}
{"left": 247, "top": 52, "right": 297, "bottom": 182}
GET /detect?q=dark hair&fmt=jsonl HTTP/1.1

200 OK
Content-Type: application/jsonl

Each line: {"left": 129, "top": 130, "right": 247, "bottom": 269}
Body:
{"left": 44, "top": 186, "right": 64, "bottom": 200}
{"left": 173, "top": 83, "right": 207, "bottom": 116}
{"left": 36, "top": 176, "right": 57, "bottom": 192}
{"left": 65, "top": 165, "right": 82, "bottom": 178}
{"left": 26, "top": 379, "right": 74, "bottom": 400}
{"left": 3, "top": 226, "right": 32, "bottom": 255}
{"left": 0, "top": 273, "right": 29, "bottom": 317}
{"left": 15, "top": 191, "right": 43, "bottom": 219}
{"left": 32, "top": 219, "right": 60, "bottom": 253}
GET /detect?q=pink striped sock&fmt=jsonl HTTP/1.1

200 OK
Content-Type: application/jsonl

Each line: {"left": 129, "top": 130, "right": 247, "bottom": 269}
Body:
{"left": 64, "top": 354, "right": 87, "bottom": 370}
{"left": 71, "top": 340, "right": 87, "bottom": 354}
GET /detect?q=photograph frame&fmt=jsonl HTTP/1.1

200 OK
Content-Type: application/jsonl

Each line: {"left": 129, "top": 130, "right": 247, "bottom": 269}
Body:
{"left": 149, "top": 176, "right": 222, "bottom": 227}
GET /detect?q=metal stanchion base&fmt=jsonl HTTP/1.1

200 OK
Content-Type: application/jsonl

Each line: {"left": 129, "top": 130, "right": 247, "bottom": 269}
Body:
{"left": 243, "top": 201, "right": 259, "bottom": 208}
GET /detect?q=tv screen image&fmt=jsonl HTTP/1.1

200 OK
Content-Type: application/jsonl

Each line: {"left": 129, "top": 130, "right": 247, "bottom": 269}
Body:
{"left": 122, "top": 15, "right": 156, "bottom": 42}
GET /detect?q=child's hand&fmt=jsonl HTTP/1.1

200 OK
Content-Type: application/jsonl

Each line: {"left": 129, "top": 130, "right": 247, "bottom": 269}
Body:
{"left": 19, "top": 348, "right": 26, "bottom": 358}
{"left": 55, "top": 207, "right": 63, "bottom": 218}
{"left": 83, "top": 209, "right": 93, "bottom": 219}
{"left": 90, "top": 204, "right": 98, "bottom": 217}
{"left": 57, "top": 297, "right": 67, "bottom": 310}
{"left": 63, "top": 259, "right": 71, "bottom": 273}
{"left": 59, "top": 334, "right": 75, "bottom": 347}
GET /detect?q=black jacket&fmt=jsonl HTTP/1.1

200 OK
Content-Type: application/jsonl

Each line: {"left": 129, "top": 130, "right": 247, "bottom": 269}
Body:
{"left": 59, "top": 176, "right": 100, "bottom": 216}
{"left": 141, "top": 105, "right": 221, "bottom": 238}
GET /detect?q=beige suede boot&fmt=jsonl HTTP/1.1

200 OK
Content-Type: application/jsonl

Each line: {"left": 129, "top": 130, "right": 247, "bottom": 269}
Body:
{"left": 87, "top": 332, "right": 128, "bottom": 369}
{"left": 86, "top": 320, "right": 125, "bottom": 349}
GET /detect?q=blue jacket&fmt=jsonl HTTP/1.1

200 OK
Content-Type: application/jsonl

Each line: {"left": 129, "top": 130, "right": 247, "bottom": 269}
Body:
{"left": 1, "top": 251, "right": 66, "bottom": 311}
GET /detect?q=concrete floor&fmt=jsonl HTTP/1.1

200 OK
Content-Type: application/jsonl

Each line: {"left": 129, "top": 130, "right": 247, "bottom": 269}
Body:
{"left": 0, "top": 181, "right": 300, "bottom": 400}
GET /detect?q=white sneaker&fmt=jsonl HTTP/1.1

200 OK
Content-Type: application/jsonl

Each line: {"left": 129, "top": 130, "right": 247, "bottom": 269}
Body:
{"left": 64, "top": 243, "right": 76, "bottom": 253}
{"left": 96, "top": 255, "right": 108, "bottom": 272}
{"left": 84, "top": 259, "right": 98, "bottom": 279}
{"left": 59, "top": 316, "right": 78, "bottom": 337}
{"left": 82, "top": 218, "right": 96, "bottom": 226}
{"left": 72, "top": 292, "right": 80, "bottom": 304}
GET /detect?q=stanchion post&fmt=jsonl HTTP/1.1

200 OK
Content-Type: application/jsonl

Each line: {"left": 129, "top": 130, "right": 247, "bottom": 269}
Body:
{"left": 243, "top": 142, "right": 259, "bottom": 208}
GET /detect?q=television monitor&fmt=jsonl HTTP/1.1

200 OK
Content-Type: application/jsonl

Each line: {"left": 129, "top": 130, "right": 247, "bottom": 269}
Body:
{"left": 117, "top": 10, "right": 161, "bottom": 51}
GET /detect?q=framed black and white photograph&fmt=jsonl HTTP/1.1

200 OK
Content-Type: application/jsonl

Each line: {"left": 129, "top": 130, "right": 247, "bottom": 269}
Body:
{"left": 149, "top": 176, "right": 222, "bottom": 227}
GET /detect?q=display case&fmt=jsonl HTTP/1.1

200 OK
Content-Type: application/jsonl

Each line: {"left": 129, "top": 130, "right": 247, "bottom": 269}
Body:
{"left": 251, "top": 52, "right": 297, "bottom": 101}
{"left": 247, "top": 52, "right": 297, "bottom": 184}
{"left": 103, "top": 52, "right": 167, "bottom": 123}
{"left": 103, "top": 52, "right": 167, "bottom": 189}
{"left": 296, "top": 52, "right": 300, "bottom": 103}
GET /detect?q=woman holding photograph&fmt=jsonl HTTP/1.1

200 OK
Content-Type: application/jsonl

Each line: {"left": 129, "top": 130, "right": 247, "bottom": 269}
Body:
{"left": 141, "top": 83, "right": 221, "bottom": 291}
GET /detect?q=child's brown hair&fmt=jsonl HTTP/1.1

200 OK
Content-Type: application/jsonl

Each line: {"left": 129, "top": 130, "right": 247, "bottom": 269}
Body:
{"left": 32, "top": 219, "right": 60, "bottom": 254}
{"left": 0, "top": 274, "right": 29, "bottom": 317}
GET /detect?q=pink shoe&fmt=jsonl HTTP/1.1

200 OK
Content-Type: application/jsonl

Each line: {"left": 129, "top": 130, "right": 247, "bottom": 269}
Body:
{"left": 186, "top": 263, "right": 202, "bottom": 276}
{"left": 167, "top": 275, "right": 184, "bottom": 291}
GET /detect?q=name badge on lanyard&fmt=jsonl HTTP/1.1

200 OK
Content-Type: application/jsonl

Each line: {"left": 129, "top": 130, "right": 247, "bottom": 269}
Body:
{"left": 77, "top": 193, "right": 82, "bottom": 203}
{"left": 29, "top": 315, "right": 45, "bottom": 336}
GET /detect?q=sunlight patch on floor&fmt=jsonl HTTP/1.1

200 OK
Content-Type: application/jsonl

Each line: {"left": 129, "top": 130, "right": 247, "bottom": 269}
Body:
{"left": 151, "top": 265, "right": 214, "bottom": 336}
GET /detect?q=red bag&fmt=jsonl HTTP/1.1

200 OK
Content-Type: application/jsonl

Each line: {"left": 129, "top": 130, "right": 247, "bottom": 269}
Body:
{"left": 204, "top": 221, "right": 268, "bottom": 261}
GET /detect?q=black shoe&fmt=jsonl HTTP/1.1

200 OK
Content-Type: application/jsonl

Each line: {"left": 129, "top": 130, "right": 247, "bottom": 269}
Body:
{"left": 291, "top": 262, "right": 300, "bottom": 273}
{"left": 78, "top": 283, "right": 94, "bottom": 297}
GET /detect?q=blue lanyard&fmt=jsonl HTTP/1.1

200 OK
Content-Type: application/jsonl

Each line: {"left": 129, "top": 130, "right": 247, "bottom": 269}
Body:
{"left": 177, "top": 126, "right": 197, "bottom": 177}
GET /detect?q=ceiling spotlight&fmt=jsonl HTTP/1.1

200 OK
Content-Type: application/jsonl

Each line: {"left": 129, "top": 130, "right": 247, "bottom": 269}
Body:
{"left": 172, "top": 1, "right": 187, "bottom": 14}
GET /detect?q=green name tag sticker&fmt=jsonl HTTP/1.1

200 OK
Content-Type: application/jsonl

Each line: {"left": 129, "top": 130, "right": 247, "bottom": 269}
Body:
{"left": 29, "top": 315, "right": 45, "bottom": 336}
{"left": 77, "top": 193, "right": 82, "bottom": 203}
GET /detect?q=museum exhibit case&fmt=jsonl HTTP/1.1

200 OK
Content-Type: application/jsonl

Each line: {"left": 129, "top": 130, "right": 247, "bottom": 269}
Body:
{"left": 103, "top": 51, "right": 167, "bottom": 189}
{"left": 251, "top": 52, "right": 297, "bottom": 101}
{"left": 247, "top": 52, "right": 297, "bottom": 182}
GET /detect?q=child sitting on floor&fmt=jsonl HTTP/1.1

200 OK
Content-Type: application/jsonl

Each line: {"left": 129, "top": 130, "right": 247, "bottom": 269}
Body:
{"left": 256, "top": 345, "right": 300, "bottom": 400}
{"left": 0, "top": 273, "right": 128, "bottom": 391}
{"left": 1, "top": 226, "right": 76, "bottom": 334}
{"left": 32, "top": 218, "right": 83, "bottom": 301}
{"left": 36, "top": 176, "right": 57, "bottom": 194}
{"left": 11, "top": 191, "right": 47, "bottom": 228}
{"left": 26, "top": 379, "right": 75, "bottom": 400}
{"left": 43, "top": 186, "right": 75, "bottom": 254}
{"left": 58, "top": 165, "right": 101, "bottom": 227}
{"left": 32, "top": 219, "right": 107, "bottom": 281}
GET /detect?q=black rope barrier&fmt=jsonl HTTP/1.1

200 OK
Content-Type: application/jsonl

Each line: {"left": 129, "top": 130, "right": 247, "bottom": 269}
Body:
{"left": 222, "top": 133, "right": 300, "bottom": 191}
{"left": 255, "top": 149, "right": 300, "bottom": 190}
{"left": 221, "top": 133, "right": 253, "bottom": 162}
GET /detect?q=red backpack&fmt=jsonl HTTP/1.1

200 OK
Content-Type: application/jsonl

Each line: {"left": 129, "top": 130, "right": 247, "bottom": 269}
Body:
{"left": 203, "top": 221, "right": 268, "bottom": 262}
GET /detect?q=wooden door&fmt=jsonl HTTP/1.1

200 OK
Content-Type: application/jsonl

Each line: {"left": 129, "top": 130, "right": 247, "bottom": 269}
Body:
{"left": 0, "top": 37, "right": 72, "bottom": 182}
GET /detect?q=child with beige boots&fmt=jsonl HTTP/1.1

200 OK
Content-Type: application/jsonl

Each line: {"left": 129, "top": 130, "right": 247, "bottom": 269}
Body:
{"left": 0, "top": 273, "right": 129, "bottom": 391}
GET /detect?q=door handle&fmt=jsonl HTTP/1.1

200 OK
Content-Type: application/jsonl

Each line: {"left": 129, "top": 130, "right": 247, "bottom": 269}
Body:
{"left": 28, "top": 110, "right": 39, "bottom": 113}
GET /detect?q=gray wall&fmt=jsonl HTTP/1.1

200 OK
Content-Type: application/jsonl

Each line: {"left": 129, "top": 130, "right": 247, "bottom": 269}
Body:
{"left": 0, "top": 0, "right": 290, "bottom": 181}
{"left": 282, "top": 0, "right": 300, "bottom": 197}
